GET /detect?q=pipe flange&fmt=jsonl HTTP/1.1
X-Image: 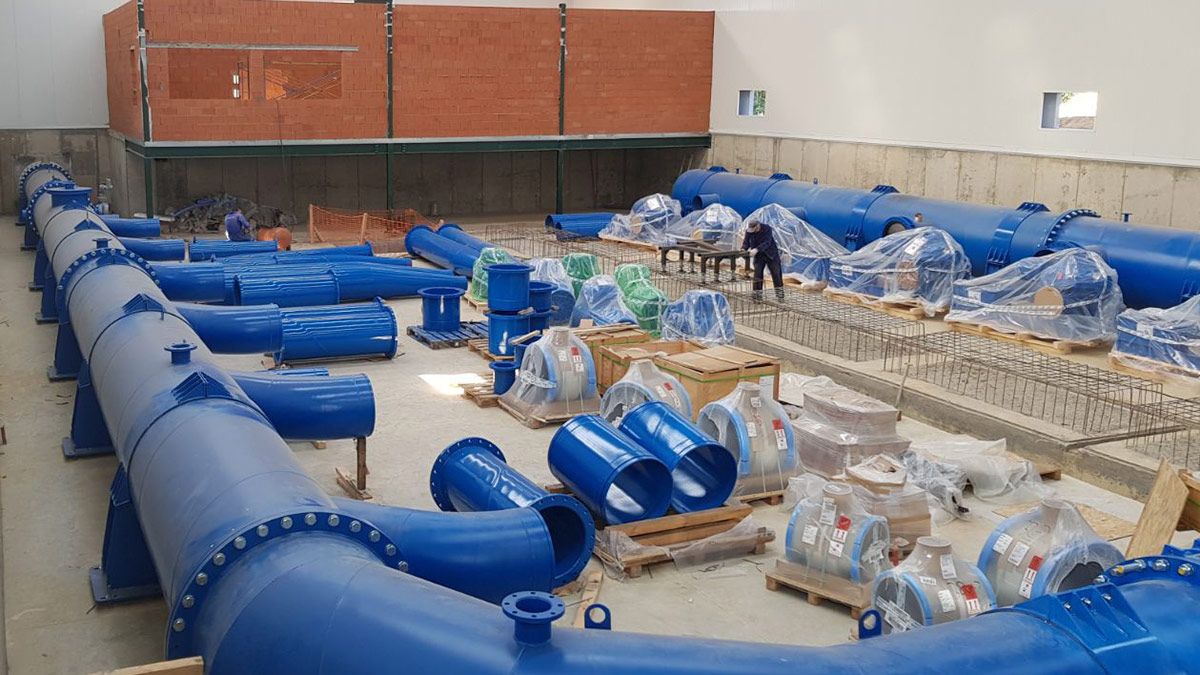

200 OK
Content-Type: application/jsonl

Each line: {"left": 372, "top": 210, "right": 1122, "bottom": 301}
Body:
{"left": 17, "top": 161, "right": 71, "bottom": 199}
{"left": 429, "top": 437, "right": 506, "bottom": 512}
{"left": 20, "top": 179, "right": 75, "bottom": 226}
{"left": 1044, "top": 209, "right": 1098, "bottom": 248}
{"left": 56, "top": 247, "right": 159, "bottom": 316}
{"left": 165, "top": 510, "right": 405, "bottom": 659}
{"left": 1099, "top": 552, "right": 1200, "bottom": 590}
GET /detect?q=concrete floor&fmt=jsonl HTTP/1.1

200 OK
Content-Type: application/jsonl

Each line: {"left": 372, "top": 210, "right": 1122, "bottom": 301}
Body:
{"left": 0, "top": 216, "right": 1171, "bottom": 674}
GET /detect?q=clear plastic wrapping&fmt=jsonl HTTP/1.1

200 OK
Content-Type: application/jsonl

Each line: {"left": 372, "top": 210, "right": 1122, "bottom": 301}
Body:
{"left": 947, "top": 248, "right": 1123, "bottom": 343}
{"left": 599, "top": 359, "right": 693, "bottom": 424}
{"left": 783, "top": 482, "right": 892, "bottom": 585}
{"left": 664, "top": 204, "right": 742, "bottom": 247}
{"left": 500, "top": 326, "right": 600, "bottom": 419}
{"left": 899, "top": 451, "right": 970, "bottom": 520}
{"left": 793, "top": 416, "right": 911, "bottom": 478}
{"left": 562, "top": 252, "right": 602, "bottom": 296}
{"left": 977, "top": 498, "right": 1123, "bottom": 606}
{"left": 600, "top": 193, "right": 681, "bottom": 245}
{"left": 660, "top": 290, "right": 736, "bottom": 346}
{"left": 570, "top": 275, "right": 638, "bottom": 327}
{"left": 871, "top": 536, "right": 996, "bottom": 633}
{"left": 785, "top": 473, "right": 931, "bottom": 553}
{"left": 530, "top": 257, "right": 575, "bottom": 297}
{"left": 697, "top": 381, "right": 798, "bottom": 497}
{"left": 1112, "top": 294, "right": 1200, "bottom": 382}
{"left": 801, "top": 383, "right": 899, "bottom": 438}
{"left": 468, "top": 247, "right": 515, "bottom": 302}
{"left": 909, "top": 437, "right": 1048, "bottom": 503}
{"left": 777, "top": 372, "right": 836, "bottom": 410}
{"left": 826, "top": 226, "right": 971, "bottom": 315}
{"left": 740, "top": 204, "right": 850, "bottom": 289}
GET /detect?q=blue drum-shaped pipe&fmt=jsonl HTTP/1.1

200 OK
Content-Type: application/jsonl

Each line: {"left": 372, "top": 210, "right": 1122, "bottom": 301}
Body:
{"left": 231, "top": 371, "right": 375, "bottom": 440}
{"left": 529, "top": 281, "right": 554, "bottom": 313}
{"left": 100, "top": 216, "right": 162, "bottom": 239}
{"left": 119, "top": 237, "right": 186, "bottom": 261}
{"left": 225, "top": 262, "right": 463, "bottom": 304}
{"left": 420, "top": 287, "right": 465, "bottom": 332}
{"left": 488, "top": 311, "right": 529, "bottom": 357}
{"left": 548, "top": 415, "right": 673, "bottom": 524}
{"left": 151, "top": 262, "right": 227, "bottom": 303}
{"left": 487, "top": 263, "right": 533, "bottom": 312}
{"left": 227, "top": 253, "right": 411, "bottom": 267}
{"left": 617, "top": 401, "right": 738, "bottom": 513}
{"left": 404, "top": 225, "right": 479, "bottom": 276}
{"left": 437, "top": 224, "right": 490, "bottom": 253}
{"left": 176, "top": 302, "right": 283, "bottom": 354}
{"left": 491, "top": 361, "right": 518, "bottom": 395}
{"left": 190, "top": 238, "right": 277, "bottom": 261}
{"left": 234, "top": 271, "right": 341, "bottom": 307}
{"left": 275, "top": 298, "right": 398, "bottom": 364}
{"left": 428, "top": 437, "right": 595, "bottom": 589}
{"left": 528, "top": 310, "right": 551, "bottom": 332}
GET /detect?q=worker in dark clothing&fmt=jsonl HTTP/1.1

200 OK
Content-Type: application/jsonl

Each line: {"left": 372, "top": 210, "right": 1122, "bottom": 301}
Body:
{"left": 742, "top": 219, "right": 785, "bottom": 302}
{"left": 224, "top": 208, "right": 253, "bottom": 242}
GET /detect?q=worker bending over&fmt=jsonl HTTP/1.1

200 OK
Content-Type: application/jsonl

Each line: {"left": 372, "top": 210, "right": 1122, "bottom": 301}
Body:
{"left": 742, "top": 218, "right": 785, "bottom": 302}
{"left": 224, "top": 207, "right": 253, "bottom": 242}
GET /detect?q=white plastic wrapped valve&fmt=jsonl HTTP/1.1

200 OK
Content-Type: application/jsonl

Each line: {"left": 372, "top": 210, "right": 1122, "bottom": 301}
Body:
{"left": 660, "top": 290, "right": 735, "bottom": 346}
{"left": 530, "top": 257, "right": 577, "bottom": 325}
{"left": 977, "top": 498, "right": 1123, "bottom": 606}
{"left": 826, "top": 227, "right": 971, "bottom": 316}
{"left": 600, "top": 359, "right": 693, "bottom": 424}
{"left": 1112, "top": 294, "right": 1200, "bottom": 383}
{"left": 737, "top": 204, "right": 849, "bottom": 289}
{"left": 698, "top": 381, "right": 798, "bottom": 496}
{"left": 570, "top": 275, "right": 637, "bottom": 327}
{"left": 947, "top": 248, "right": 1123, "bottom": 343}
{"left": 500, "top": 326, "right": 600, "bottom": 419}
{"left": 871, "top": 536, "right": 996, "bottom": 633}
{"left": 600, "top": 193, "right": 681, "bottom": 245}
{"left": 784, "top": 482, "right": 891, "bottom": 585}
{"left": 664, "top": 204, "right": 742, "bottom": 247}
{"left": 909, "top": 437, "right": 1049, "bottom": 503}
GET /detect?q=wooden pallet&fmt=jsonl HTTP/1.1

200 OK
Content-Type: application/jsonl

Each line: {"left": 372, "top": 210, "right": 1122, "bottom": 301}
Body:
{"left": 461, "top": 374, "right": 500, "bottom": 407}
{"left": 96, "top": 657, "right": 203, "bottom": 675}
{"left": 1108, "top": 353, "right": 1200, "bottom": 384}
{"left": 463, "top": 294, "right": 488, "bottom": 313}
{"left": 496, "top": 397, "right": 579, "bottom": 428}
{"left": 599, "top": 233, "right": 661, "bottom": 252}
{"left": 737, "top": 489, "right": 786, "bottom": 506}
{"left": 596, "top": 504, "right": 772, "bottom": 578}
{"left": 406, "top": 321, "right": 488, "bottom": 350}
{"left": 467, "top": 337, "right": 513, "bottom": 362}
{"left": 822, "top": 288, "right": 943, "bottom": 321}
{"left": 764, "top": 559, "right": 871, "bottom": 619}
{"left": 947, "top": 320, "right": 1107, "bottom": 355}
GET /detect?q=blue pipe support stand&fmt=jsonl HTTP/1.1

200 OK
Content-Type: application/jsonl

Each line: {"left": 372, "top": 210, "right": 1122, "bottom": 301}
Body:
{"left": 486, "top": 263, "right": 533, "bottom": 312}
{"left": 429, "top": 437, "right": 595, "bottom": 589}
{"left": 548, "top": 415, "right": 673, "bottom": 524}
{"left": 419, "top": 286, "right": 465, "bottom": 332}
{"left": 617, "top": 401, "right": 738, "bottom": 513}
{"left": 436, "top": 223, "right": 490, "bottom": 253}
{"left": 404, "top": 225, "right": 480, "bottom": 276}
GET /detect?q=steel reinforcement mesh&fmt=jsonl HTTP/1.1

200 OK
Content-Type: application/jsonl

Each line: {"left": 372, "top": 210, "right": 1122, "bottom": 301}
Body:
{"left": 1126, "top": 396, "right": 1200, "bottom": 470}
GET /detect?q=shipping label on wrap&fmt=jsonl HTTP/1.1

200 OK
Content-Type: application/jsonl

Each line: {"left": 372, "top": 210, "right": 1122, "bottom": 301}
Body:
{"left": 801, "top": 524, "right": 819, "bottom": 545}
{"left": 750, "top": 396, "right": 762, "bottom": 408}
{"left": 819, "top": 498, "right": 836, "bottom": 525}
{"left": 746, "top": 421, "right": 758, "bottom": 437}
{"left": 992, "top": 533, "right": 1014, "bottom": 555}
{"left": 1018, "top": 555, "right": 1043, "bottom": 599}
{"left": 940, "top": 554, "right": 957, "bottom": 580}
{"left": 570, "top": 346, "right": 584, "bottom": 372}
{"left": 937, "top": 589, "right": 956, "bottom": 613}
{"left": 1007, "top": 541, "right": 1031, "bottom": 566}
{"left": 962, "top": 584, "right": 982, "bottom": 615}
{"left": 772, "top": 419, "right": 788, "bottom": 450}
{"left": 828, "top": 540, "right": 844, "bottom": 558}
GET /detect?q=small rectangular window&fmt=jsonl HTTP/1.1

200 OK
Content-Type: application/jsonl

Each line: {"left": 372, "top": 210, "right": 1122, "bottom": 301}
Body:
{"left": 738, "top": 89, "right": 766, "bottom": 117}
{"left": 1041, "top": 91, "right": 1097, "bottom": 130}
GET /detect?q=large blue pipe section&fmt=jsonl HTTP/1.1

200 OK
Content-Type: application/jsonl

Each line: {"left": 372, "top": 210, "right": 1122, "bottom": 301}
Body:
{"left": 404, "top": 225, "right": 480, "bottom": 276}
{"left": 437, "top": 224, "right": 490, "bottom": 253}
{"left": 230, "top": 371, "right": 374, "bottom": 441}
{"left": 673, "top": 167, "right": 1200, "bottom": 309}
{"left": 18, "top": 170, "right": 1200, "bottom": 672}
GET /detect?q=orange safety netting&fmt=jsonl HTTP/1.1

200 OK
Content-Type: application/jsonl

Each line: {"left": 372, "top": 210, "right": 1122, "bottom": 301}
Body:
{"left": 307, "top": 204, "right": 437, "bottom": 254}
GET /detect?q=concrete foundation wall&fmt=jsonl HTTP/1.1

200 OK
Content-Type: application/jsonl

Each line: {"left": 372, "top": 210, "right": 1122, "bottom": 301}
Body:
{"left": 0, "top": 128, "right": 114, "bottom": 214}
{"left": 706, "top": 133, "right": 1200, "bottom": 230}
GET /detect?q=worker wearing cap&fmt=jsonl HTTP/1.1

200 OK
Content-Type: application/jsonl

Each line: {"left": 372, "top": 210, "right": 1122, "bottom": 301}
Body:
{"left": 742, "top": 219, "right": 785, "bottom": 302}
{"left": 224, "top": 207, "right": 253, "bottom": 242}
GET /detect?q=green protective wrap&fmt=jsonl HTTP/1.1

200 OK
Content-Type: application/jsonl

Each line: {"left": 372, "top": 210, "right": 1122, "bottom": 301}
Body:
{"left": 614, "top": 263, "right": 653, "bottom": 294}
{"left": 469, "top": 247, "right": 515, "bottom": 301}
{"left": 562, "top": 253, "right": 601, "bottom": 296}
{"left": 622, "top": 279, "right": 668, "bottom": 336}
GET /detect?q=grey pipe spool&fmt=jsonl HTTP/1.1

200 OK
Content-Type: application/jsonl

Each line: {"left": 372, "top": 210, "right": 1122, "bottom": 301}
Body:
{"left": 509, "top": 327, "right": 596, "bottom": 406}
{"left": 784, "top": 483, "right": 891, "bottom": 584}
{"left": 696, "top": 382, "right": 797, "bottom": 495}
{"left": 871, "top": 536, "right": 996, "bottom": 634}
{"left": 599, "top": 360, "right": 692, "bottom": 424}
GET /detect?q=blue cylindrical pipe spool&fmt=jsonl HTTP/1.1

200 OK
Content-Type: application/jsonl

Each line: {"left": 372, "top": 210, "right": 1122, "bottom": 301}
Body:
{"left": 419, "top": 287, "right": 465, "bottom": 332}
{"left": 101, "top": 216, "right": 163, "bottom": 239}
{"left": 436, "top": 224, "right": 490, "bottom": 253}
{"left": 189, "top": 238, "right": 277, "bottom": 261}
{"left": 548, "top": 415, "right": 674, "bottom": 524}
{"left": 119, "top": 237, "right": 186, "bottom": 261}
{"left": 529, "top": 281, "right": 554, "bottom": 312}
{"left": 150, "top": 262, "right": 227, "bottom": 303}
{"left": 225, "top": 263, "right": 463, "bottom": 305}
{"left": 528, "top": 309, "right": 551, "bottom": 332}
{"left": 487, "top": 263, "right": 533, "bottom": 312}
{"left": 617, "top": 401, "right": 738, "bottom": 513}
{"left": 234, "top": 271, "right": 340, "bottom": 308}
{"left": 225, "top": 253, "right": 412, "bottom": 267}
{"left": 513, "top": 340, "right": 530, "bottom": 367}
{"left": 176, "top": 303, "right": 283, "bottom": 354}
{"left": 491, "top": 361, "right": 518, "bottom": 395}
{"left": 487, "top": 311, "right": 530, "bottom": 357}
{"left": 274, "top": 298, "right": 398, "bottom": 365}
{"left": 428, "top": 437, "right": 594, "bottom": 589}
{"left": 404, "top": 225, "right": 480, "bottom": 276}
{"left": 231, "top": 372, "right": 375, "bottom": 440}
{"left": 672, "top": 167, "right": 1200, "bottom": 310}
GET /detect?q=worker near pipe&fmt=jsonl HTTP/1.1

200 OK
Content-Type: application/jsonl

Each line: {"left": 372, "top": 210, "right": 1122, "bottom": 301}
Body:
{"left": 742, "top": 219, "right": 785, "bottom": 301}
{"left": 225, "top": 207, "right": 253, "bottom": 242}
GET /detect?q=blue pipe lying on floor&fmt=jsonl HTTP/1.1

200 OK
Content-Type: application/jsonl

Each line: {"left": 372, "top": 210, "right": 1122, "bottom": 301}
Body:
{"left": 274, "top": 298, "right": 398, "bottom": 365}
{"left": 404, "top": 225, "right": 480, "bottom": 276}
{"left": 189, "top": 238, "right": 278, "bottom": 261}
{"left": 545, "top": 212, "right": 613, "bottom": 237}
{"left": 672, "top": 167, "right": 1200, "bottom": 309}
{"left": 231, "top": 371, "right": 374, "bottom": 441}
{"left": 25, "top": 173, "right": 1200, "bottom": 674}
{"left": 437, "top": 224, "right": 490, "bottom": 253}
{"left": 101, "top": 216, "right": 163, "bottom": 239}
{"left": 119, "top": 236, "right": 186, "bottom": 261}
{"left": 221, "top": 242, "right": 381, "bottom": 264}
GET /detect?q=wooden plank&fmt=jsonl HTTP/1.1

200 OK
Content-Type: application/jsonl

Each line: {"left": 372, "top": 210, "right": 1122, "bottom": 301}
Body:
{"left": 948, "top": 321, "right": 1106, "bottom": 355}
{"left": 98, "top": 657, "right": 204, "bottom": 675}
{"left": 764, "top": 559, "right": 869, "bottom": 619}
{"left": 1109, "top": 353, "right": 1200, "bottom": 384}
{"left": 604, "top": 504, "right": 752, "bottom": 539}
{"left": 572, "top": 571, "right": 604, "bottom": 628}
{"left": 1180, "top": 471, "right": 1200, "bottom": 532}
{"left": 1126, "top": 459, "right": 1190, "bottom": 558}
{"left": 737, "top": 490, "right": 785, "bottom": 506}
{"left": 994, "top": 501, "right": 1135, "bottom": 542}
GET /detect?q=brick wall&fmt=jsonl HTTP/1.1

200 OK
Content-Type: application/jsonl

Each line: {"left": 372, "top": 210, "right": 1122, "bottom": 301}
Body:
{"left": 102, "top": 2, "right": 141, "bottom": 139}
{"left": 565, "top": 10, "right": 713, "bottom": 135}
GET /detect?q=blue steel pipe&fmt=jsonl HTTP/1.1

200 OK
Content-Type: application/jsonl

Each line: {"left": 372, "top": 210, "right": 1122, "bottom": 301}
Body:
{"left": 234, "top": 271, "right": 341, "bottom": 307}
{"left": 189, "top": 238, "right": 277, "bottom": 261}
{"left": 224, "top": 253, "right": 412, "bottom": 267}
{"left": 429, "top": 438, "right": 595, "bottom": 588}
{"left": 404, "top": 225, "right": 479, "bottom": 276}
{"left": 231, "top": 372, "right": 374, "bottom": 440}
{"left": 673, "top": 167, "right": 1200, "bottom": 309}
{"left": 119, "top": 237, "right": 186, "bottom": 261}
{"left": 221, "top": 243, "right": 381, "bottom": 264}
{"left": 101, "top": 216, "right": 163, "bottom": 239}
{"left": 437, "top": 224, "right": 490, "bottom": 253}
{"left": 151, "top": 263, "right": 227, "bottom": 303}
{"left": 274, "top": 298, "right": 398, "bottom": 364}
{"left": 226, "top": 263, "right": 463, "bottom": 305}
{"left": 175, "top": 303, "right": 283, "bottom": 354}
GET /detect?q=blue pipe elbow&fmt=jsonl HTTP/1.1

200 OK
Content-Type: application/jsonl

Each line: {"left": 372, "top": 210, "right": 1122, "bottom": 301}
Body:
{"left": 275, "top": 298, "right": 398, "bottom": 365}
{"left": 430, "top": 438, "right": 595, "bottom": 588}
{"left": 151, "top": 262, "right": 228, "bottom": 303}
{"left": 232, "top": 372, "right": 374, "bottom": 440}
{"left": 234, "top": 271, "right": 340, "bottom": 307}
{"left": 617, "top": 401, "right": 738, "bottom": 513}
{"left": 176, "top": 302, "right": 283, "bottom": 354}
{"left": 190, "top": 238, "right": 278, "bottom": 261}
{"left": 548, "top": 415, "right": 673, "bottom": 524}
{"left": 436, "top": 224, "right": 490, "bottom": 253}
{"left": 119, "top": 236, "right": 186, "bottom": 261}
{"left": 100, "top": 215, "right": 162, "bottom": 239}
{"left": 404, "top": 225, "right": 479, "bottom": 276}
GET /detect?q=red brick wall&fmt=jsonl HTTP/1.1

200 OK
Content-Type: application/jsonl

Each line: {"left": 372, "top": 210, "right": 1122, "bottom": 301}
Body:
{"left": 103, "top": 2, "right": 141, "bottom": 139}
{"left": 392, "top": 5, "right": 560, "bottom": 138}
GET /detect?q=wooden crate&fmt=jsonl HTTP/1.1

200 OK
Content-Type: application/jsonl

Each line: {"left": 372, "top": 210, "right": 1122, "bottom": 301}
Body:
{"left": 463, "top": 294, "right": 488, "bottom": 313}
{"left": 654, "top": 345, "right": 781, "bottom": 420}
{"left": 764, "top": 558, "right": 871, "bottom": 618}
{"left": 1108, "top": 353, "right": 1200, "bottom": 384}
{"left": 597, "top": 339, "right": 705, "bottom": 392}
{"left": 596, "top": 504, "right": 773, "bottom": 578}
{"left": 947, "top": 321, "right": 1107, "bottom": 355}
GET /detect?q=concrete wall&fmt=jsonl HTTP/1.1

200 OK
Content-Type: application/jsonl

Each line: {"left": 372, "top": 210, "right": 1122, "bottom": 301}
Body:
{"left": 0, "top": 129, "right": 115, "bottom": 213}
{"left": 705, "top": 133, "right": 1200, "bottom": 230}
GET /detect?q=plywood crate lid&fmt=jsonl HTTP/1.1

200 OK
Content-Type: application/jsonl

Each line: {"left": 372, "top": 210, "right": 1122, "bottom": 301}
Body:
{"left": 600, "top": 340, "right": 703, "bottom": 364}
{"left": 658, "top": 345, "right": 778, "bottom": 376}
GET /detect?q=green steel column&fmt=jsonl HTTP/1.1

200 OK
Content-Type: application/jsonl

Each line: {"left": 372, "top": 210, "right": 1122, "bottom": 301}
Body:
{"left": 556, "top": 3, "right": 567, "bottom": 215}
{"left": 385, "top": 1, "right": 395, "bottom": 211}
{"left": 137, "top": 0, "right": 154, "bottom": 216}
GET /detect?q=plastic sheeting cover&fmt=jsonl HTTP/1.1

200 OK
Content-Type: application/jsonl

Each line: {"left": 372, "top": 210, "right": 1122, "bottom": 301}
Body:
{"left": 500, "top": 327, "right": 599, "bottom": 420}
{"left": 739, "top": 204, "right": 849, "bottom": 288}
{"left": 660, "top": 290, "right": 735, "bottom": 346}
{"left": 469, "top": 247, "right": 515, "bottom": 302}
{"left": 872, "top": 536, "right": 996, "bottom": 633}
{"left": 664, "top": 204, "right": 742, "bottom": 247}
{"left": 826, "top": 227, "right": 971, "bottom": 316}
{"left": 570, "top": 275, "right": 637, "bottom": 327}
{"left": 785, "top": 481, "right": 891, "bottom": 585}
{"left": 599, "top": 359, "right": 693, "bottom": 424}
{"left": 1112, "top": 293, "right": 1200, "bottom": 382}
{"left": 908, "top": 437, "right": 1048, "bottom": 503}
{"left": 615, "top": 264, "right": 668, "bottom": 335}
{"left": 698, "top": 381, "right": 797, "bottom": 497}
{"left": 600, "top": 193, "right": 681, "bottom": 245}
{"left": 947, "top": 248, "right": 1123, "bottom": 343}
